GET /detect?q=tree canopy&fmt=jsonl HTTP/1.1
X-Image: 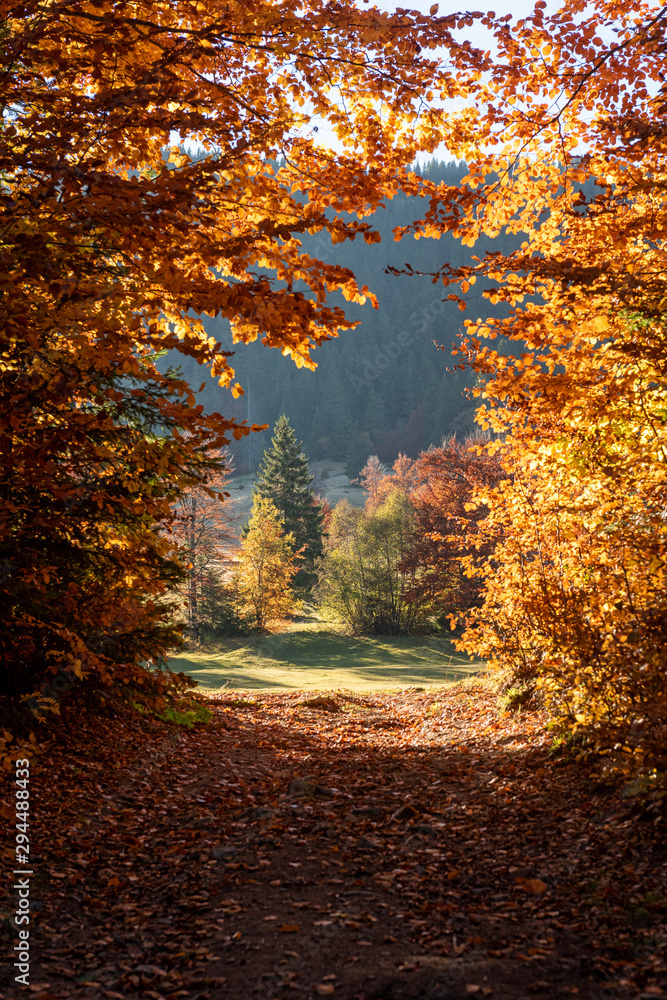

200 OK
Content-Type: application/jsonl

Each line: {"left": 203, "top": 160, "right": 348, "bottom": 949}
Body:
{"left": 0, "top": 0, "right": 484, "bottom": 701}
{"left": 318, "top": 492, "right": 429, "bottom": 635}
{"left": 4, "top": 0, "right": 667, "bottom": 787}
{"left": 405, "top": 0, "right": 667, "bottom": 767}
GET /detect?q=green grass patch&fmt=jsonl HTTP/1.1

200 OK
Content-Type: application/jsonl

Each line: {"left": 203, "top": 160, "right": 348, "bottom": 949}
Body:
{"left": 168, "top": 628, "right": 485, "bottom": 692}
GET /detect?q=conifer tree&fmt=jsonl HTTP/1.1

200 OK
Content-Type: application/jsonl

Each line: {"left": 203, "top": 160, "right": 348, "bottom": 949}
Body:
{"left": 253, "top": 417, "right": 324, "bottom": 595}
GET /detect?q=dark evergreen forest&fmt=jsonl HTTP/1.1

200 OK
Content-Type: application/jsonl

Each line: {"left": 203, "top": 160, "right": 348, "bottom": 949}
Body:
{"left": 167, "top": 159, "right": 519, "bottom": 476}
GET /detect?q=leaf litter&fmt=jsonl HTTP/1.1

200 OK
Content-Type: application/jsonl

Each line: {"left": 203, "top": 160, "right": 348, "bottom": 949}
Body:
{"left": 2, "top": 684, "right": 666, "bottom": 1000}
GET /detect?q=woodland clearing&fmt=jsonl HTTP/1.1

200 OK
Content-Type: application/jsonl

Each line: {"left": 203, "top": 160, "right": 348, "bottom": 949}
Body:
{"left": 4, "top": 683, "right": 665, "bottom": 1000}
{"left": 168, "top": 622, "right": 483, "bottom": 692}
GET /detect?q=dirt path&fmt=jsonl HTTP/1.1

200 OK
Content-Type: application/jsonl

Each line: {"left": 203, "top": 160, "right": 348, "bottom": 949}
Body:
{"left": 5, "top": 685, "right": 666, "bottom": 1000}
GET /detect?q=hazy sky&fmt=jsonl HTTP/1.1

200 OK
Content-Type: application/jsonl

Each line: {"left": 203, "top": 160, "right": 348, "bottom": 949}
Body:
{"left": 368, "top": 0, "right": 558, "bottom": 22}
{"left": 368, "top": 0, "right": 563, "bottom": 53}
{"left": 310, "top": 1, "right": 565, "bottom": 154}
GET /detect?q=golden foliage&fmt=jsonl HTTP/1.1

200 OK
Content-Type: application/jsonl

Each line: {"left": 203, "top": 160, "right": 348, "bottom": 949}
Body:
{"left": 233, "top": 498, "right": 299, "bottom": 630}
{"left": 409, "top": 1, "right": 667, "bottom": 770}
{"left": 0, "top": 0, "right": 482, "bottom": 699}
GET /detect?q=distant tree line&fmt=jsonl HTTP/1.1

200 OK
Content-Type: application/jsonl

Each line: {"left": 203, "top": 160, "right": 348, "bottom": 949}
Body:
{"left": 317, "top": 438, "right": 504, "bottom": 634}
{"left": 182, "top": 418, "right": 501, "bottom": 640}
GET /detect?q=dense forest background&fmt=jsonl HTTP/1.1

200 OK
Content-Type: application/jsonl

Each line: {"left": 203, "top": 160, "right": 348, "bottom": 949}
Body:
{"left": 165, "top": 159, "right": 519, "bottom": 476}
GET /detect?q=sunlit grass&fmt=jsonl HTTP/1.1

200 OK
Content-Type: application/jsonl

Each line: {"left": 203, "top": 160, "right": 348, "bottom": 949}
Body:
{"left": 168, "top": 625, "right": 485, "bottom": 692}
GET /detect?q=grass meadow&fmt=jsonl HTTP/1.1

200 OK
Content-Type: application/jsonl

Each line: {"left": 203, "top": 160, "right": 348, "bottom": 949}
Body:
{"left": 168, "top": 622, "right": 485, "bottom": 693}
{"left": 175, "top": 464, "right": 484, "bottom": 694}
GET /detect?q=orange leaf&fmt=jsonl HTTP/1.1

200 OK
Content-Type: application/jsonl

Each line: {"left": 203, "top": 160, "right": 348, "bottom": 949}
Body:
{"left": 518, "top": 878, "right": 548, "bottom": 894}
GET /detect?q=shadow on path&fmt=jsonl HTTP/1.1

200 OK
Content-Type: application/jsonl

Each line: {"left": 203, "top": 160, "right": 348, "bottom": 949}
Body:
{"left": 23, "top": 686, "right": 667, "bottom": 1000}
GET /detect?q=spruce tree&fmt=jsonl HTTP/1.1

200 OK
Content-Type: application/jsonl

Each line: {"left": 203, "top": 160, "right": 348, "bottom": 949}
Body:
{"left": 253, "top": 416, "right": 325, "bottom": 595}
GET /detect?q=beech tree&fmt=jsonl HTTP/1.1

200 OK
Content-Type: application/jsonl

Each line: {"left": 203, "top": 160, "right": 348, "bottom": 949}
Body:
{"left": 0, "top": 0, "right": 490, "bottom": 701}
{"left": 397, "top": 0, "right": 667, "bottom": 766}
{"left": 171, "top": 451, "right": 241, "bottom": 638}
{"left": 400, "top": 438, "right": 504, "bottom": 621}
{"left": 357, "top": 453, "right": 423, "bottom": 511}
{"left": 233, "top": 498, "right": 298, "bottom": 630}
{"left": 318, "top": 494, "right": 430, "bottom": 635}
{"left": 355, "top": 456, "right": 388, "bottom": 509}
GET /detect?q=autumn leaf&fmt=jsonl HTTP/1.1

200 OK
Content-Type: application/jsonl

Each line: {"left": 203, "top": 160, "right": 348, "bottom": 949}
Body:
{"left": 518, "top": 878, "right": 548, "bottom": 895}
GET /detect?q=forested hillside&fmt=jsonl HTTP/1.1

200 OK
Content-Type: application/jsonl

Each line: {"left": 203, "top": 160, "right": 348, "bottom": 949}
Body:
{"left": 168, "top": 159, "right": 519, "bottom": 475}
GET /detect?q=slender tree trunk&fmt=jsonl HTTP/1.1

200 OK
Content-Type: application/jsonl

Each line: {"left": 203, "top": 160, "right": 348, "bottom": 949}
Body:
{"left": 189, "top": 495, "right": 198, "bottom": 636}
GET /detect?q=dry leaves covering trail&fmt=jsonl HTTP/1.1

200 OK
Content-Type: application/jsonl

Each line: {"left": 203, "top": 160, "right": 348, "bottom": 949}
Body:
{"left": 2, "top": 685, "right": 666, "bottom": 1000}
